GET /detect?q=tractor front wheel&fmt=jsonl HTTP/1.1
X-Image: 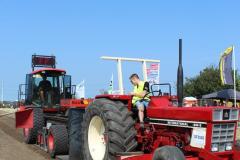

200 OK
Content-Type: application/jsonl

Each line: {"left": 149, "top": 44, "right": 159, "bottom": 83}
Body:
{"left": 81, "top": 98, "right": 138, "bottom": 160}
{"left": 152, "top": 146, "right": 185, "bottom": 160}
{"left": 47, "top": 125, "right": 69, "bottom": 158}
{"left": 23, "top": 108, "right": 44, "bottom": 144}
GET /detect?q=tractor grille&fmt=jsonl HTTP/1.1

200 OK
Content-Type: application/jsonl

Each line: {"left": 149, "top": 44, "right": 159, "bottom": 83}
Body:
{"left": 211, "top": 123, "right": 235, "bottom": 152}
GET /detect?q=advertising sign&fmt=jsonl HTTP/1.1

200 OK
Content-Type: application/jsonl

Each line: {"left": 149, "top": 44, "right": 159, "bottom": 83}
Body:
{"left": 147, "top": 63, "right": 160, "bottom": 84}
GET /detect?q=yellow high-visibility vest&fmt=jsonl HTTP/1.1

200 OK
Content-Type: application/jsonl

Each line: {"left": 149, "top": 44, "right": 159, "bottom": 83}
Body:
{"left": 132, "top": 81, "right": 150, "bottom": 105}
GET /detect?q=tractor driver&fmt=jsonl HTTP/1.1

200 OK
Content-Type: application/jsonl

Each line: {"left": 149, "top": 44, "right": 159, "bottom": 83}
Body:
{"left": 129, "top": 73, "right": 150, "bottom": 128}
{"left": 38, "top": 74, "right": 52, "bottom": 104}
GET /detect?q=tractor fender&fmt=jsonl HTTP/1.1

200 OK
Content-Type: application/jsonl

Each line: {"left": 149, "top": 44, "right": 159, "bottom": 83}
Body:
{"left": 15, "top": 108, "right": 34, "bottom": 128}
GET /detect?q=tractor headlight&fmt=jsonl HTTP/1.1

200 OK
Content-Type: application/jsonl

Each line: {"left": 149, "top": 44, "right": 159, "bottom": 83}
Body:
{"left": 230, "top": 109, "right": 239, "bottom": 120}
{"left": 213, "top": 109, "right": 239, "bottom": 121}
{"left": 211, "top": 143, "right": 218, "bottom": 152}
{"left": 225, "top": 143, "right": 232, "bottom": 151}
{"left": 213, "top": 109, "right": 222, "bottom": 121}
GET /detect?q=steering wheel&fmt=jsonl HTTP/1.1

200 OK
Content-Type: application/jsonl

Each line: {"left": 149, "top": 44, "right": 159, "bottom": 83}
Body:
{"left": 141, "top": 90, "right": 162, "bottom": 102}
{"left": 140, "top": 83, "right": 171, "bottom": 102}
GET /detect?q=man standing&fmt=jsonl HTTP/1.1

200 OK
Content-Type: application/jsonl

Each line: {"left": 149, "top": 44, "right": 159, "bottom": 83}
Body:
{"left": 129, "top": 73, "right": 150, "bottom": 128}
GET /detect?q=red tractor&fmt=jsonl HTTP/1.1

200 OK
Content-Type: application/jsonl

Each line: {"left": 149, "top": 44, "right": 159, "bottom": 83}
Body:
{"left": 16, "top": 55, "right": 92, "bottom": 158}
{"left": 67, "top": 40, "right": 240, "bottom": 160}
{"left": 77, "top": 92, "right": 240, "bottom": 160}
{"left": 16, "top": 39, "right": 240, "bottom": 160}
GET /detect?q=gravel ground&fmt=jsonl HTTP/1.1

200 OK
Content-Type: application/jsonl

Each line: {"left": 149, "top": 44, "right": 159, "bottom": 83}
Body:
{"left": 0, "top": 130, "right": 48, "bottom": 160}
{"left": 0, "top": 108, "right": 50, "bottom": 160}
{"left": 0, "top": 108, "right": 16, "bottom": 118}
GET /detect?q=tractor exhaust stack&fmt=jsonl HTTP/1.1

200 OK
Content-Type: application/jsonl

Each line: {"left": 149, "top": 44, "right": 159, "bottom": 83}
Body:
{"left": 177, "top": 39, "right": 184, "bottom": 107}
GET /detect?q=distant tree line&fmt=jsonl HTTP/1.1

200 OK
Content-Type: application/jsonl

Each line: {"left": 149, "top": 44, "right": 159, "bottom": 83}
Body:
{"left": 183, "top": 65, "right": 240, "bottom": 98}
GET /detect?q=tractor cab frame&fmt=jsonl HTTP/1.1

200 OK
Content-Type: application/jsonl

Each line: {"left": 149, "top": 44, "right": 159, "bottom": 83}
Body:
{"left": 18, "top": 55, "right": 76, "bottom": 108}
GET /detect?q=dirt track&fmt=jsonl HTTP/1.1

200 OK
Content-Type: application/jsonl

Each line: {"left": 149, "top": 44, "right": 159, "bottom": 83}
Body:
{"left": 0, "top": 109, "right": 50, "bottom": 160}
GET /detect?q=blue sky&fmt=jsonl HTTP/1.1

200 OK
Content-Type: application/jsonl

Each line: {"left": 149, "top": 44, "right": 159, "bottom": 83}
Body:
{"left": 0, "top": 1, "right": 240, "bottom": 100}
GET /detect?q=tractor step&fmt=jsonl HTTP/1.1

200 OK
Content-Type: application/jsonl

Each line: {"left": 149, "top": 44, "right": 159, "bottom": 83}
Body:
{"left": 55, "top": 155, "right": 69, "bottom": 160}
{"left": 116, "top": 151, "right": 144, "bottom": 156}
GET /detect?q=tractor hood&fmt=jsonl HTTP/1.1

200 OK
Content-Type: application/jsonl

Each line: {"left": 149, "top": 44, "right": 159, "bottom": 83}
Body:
{"left": 147, "top": 106, "right": 239, "bottom": 123}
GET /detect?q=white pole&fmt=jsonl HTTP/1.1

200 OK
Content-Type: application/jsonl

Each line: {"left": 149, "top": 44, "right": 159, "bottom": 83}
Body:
{"left": 233, "top": 46, "right": 237, "bottom": 107}
{"left": 111, "top": 73, "right": 114, "bottom": 91}
{"left": 142, "top": 61, "right": 147, "bottom": 81}
{"left": 117, "top": 59, "right": 124, "bottom": 94}
{"left": 82, "top": 80, "right": 85, "bottom": 99}
{"left": 101, "top": 56, "right": 160, "bottom": 63}
{"left": 1, "top": 80, "right": 3, "bottom": 104}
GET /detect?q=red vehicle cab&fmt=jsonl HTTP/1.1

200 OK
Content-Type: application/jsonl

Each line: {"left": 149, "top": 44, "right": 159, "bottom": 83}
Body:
{"left": 16, "top": 55, "right": 92, "bottom": 158}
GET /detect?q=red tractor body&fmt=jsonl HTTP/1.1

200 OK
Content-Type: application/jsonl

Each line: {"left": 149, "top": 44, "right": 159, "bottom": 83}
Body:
{"left": 95, "top": 94, "right": 240, "bottom": 160}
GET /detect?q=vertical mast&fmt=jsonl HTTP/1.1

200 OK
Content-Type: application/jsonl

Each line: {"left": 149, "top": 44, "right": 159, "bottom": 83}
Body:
{"left": 177, "top": 39, "right": 184, "bottom": 107}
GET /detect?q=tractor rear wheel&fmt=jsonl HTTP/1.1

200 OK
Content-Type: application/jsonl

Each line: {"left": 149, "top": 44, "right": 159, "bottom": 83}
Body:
{"left": 81, "top": 98, "right": 138, "bottom": 160}
{"left": 23, "top": 108, "right": 44, "bottom": 144}
{"left": 152, "top": 146, "right": 185, "bottom": 160}
{"left": 47, "top": 125, "right": 69, "bottom": 158}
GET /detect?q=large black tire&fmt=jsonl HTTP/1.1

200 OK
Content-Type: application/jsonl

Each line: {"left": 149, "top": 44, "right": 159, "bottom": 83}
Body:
{"left": 81, "top": 98, "right": 138, "bottom": 160}
{"left": 47, "top": 125, "right": 69, "bottom": 158}
{"left": 23, "top": 108, "right": 44, "bottom": 144}
{"left": 152, "top": 146, "right": 185, "bottom": 160}
{"left": 68, "top": 108, "right": 85, "bottom": 160}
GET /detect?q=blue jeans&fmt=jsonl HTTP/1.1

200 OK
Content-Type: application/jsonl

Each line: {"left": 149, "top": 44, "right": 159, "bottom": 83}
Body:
{"left": 135, "top": 100, "right": 149, "bottom": 109}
